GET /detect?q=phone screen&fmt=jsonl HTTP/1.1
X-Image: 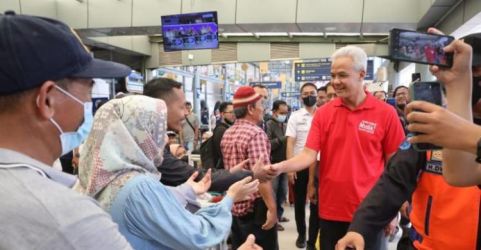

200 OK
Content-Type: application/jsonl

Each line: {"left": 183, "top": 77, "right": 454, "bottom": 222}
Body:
{"left": 410, "top": 81, "right": 443, "bottom": 151}
{"left": 389, "top": 29, "right": 454, "bottom": 67}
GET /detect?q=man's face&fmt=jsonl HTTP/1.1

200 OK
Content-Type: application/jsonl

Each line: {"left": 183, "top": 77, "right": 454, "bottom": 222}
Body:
{"left": 166, "top": 88, "right": 188, "bottom": 132}
{"left": 330, "top": 56, "right": 365, "bottom": 100}
{"left": 254, "top": 87, "right": 268, "bottom": 100}
{"left": 394, "top": 87, "right": 410, "bottom": 107}
{"left": 374, "top": 91, "right": 387, "bottom": 102}
{"left": 222, "top": 104, "right": 235, "bottom": 123}
{"left": 53, "top": 79, "right": 94, "bottom": 133}
{"left": 249, "top": 98, "right": 265, "bottom": 123}
{"left": 273, "top": 104, "right": 288, "bottom": 117}
{"left": 326, "top": 85, "right": 337, "bottom": 102}
{"left": 185, "top": 104, "right": 192, "bottom": 114}
{"left": 317, "top": 90, "right": 328, "bottom": 107}
{"left": 300, "top": 85, "right": 317, "bottom": 105}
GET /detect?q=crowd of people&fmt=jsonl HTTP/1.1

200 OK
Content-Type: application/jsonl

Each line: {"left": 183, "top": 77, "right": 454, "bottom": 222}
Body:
{"left": 2, "top": 11, "right": 481, "bottom": 250}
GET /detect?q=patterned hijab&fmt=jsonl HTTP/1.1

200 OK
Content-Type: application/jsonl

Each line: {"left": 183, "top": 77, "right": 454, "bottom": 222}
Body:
{"left": 74, "top": 95, "right": 167, "bottom": 209}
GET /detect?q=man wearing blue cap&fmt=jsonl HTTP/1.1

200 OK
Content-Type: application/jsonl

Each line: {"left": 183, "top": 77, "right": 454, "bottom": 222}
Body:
{"left": 0, "top": 11, "right": 132, "bottom": 249}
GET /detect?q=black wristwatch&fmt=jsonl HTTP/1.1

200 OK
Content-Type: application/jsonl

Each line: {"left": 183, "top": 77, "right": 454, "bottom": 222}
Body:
{"left": 476, "top": 137, "right": 481, "bottom": 163}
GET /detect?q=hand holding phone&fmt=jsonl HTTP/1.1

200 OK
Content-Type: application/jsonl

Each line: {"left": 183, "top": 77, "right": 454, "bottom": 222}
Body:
{"left": 409, "top": 81, "right": 443, "bottom": 151}
{"left": 389, "top": 28, "right": 454, "bottom": 67}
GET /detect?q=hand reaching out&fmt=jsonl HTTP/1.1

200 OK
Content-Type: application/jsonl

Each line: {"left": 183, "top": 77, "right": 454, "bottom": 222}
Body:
{"left": 186, "top": 169, "right": 212, "bottom": 195}
{"left": 226, "top": 176, "right": 260, "bottom": 202}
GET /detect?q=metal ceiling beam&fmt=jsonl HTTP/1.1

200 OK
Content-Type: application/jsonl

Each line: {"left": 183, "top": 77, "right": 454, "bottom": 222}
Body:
{"left": 148, "top": 35, "right": 389, "bottom": 44}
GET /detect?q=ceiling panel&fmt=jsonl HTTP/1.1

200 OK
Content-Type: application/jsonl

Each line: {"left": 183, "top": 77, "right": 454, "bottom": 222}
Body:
{"left": 89, "top": 0, "right": 132, "bottom": 28}
{"left": 364, "top": 0, "right": 420, "bottom": 23}
{"left": 236, "top": 0, "right": 297, "bottom": 23}
{"left": 182, "top": 0, "right": 236, "bottom": 24}
{"left": 0, "top": 0, "right": 20, "bottom": 13}
{"left": 20, "top": 0, "right": 56, "bottom": 18}
{"left": 133, "top": 0, "right": 181, "bottom": 26}
{"left": 56, "top": 0, "right": 88, "bottom": 28}
{"left": 297, "top": 0, "right": 363, "bottom": 23}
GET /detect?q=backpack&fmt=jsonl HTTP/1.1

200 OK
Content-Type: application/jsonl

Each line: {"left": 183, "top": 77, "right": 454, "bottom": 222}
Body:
{"left": 200, "top": 123, "right": 228, "bottom": 170}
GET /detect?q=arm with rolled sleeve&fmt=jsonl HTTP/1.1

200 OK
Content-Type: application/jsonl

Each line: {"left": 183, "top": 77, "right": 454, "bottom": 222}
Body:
{"left": 122, "top": 177, "right": 234, "bottom": 250}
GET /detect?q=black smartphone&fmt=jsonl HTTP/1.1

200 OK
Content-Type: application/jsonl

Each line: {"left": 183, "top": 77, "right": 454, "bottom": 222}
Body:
{"left": 409, "top": 81, "right": 443, "bottom": 151}
{"left": 389, "top": 28, "right": 454, "bottom": 67}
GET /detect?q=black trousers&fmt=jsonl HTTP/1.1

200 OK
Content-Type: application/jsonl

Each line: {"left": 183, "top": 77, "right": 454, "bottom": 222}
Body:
{"left": 231, "top": 199, "right": 279, "bottom": 250}
{"left": 319, "top": 218, "right": 383, "bottom": 250}
{"left": 294, "top": 168, "right": 309, "bottom": 238}
{"left": 307, "top": 201, "right": 320, "bottom": 247}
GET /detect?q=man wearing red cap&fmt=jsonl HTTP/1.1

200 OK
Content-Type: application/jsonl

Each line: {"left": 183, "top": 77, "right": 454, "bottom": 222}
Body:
{"left": 221, "top": 86, "right": 278, "bottom": 250}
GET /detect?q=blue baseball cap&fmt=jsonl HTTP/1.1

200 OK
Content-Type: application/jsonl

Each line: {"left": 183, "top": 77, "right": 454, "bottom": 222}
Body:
{"left": 0, "top": 11, "right": 131, "bottom": 95}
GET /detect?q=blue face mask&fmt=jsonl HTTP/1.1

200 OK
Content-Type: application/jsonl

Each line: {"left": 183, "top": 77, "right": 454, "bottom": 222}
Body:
{"left": 275, "top": 114, "right": 287, "bottom": 123}
{"left": 49, "top": 86, "right": 93, "bottom": 156}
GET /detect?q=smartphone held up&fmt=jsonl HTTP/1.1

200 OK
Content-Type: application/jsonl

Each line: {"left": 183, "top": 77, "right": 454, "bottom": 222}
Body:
{"left": 389, "top": 28, "right": 454, "bottom": 67}
{"left": 409, "top": 81, "right": 444, "bottom": 151}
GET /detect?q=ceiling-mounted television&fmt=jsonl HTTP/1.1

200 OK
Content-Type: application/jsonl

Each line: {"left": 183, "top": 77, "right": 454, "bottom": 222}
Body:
{"left": 161, "top": 11, "right": 219, "bottom": 52}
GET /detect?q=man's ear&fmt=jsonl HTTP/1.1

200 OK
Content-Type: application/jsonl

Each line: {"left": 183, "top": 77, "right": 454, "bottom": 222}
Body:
{"left": 359, "top": 69, "right": 366, "bottom": 80}
{"left": 35, "top": 81, "right": 57, "bottom": 120}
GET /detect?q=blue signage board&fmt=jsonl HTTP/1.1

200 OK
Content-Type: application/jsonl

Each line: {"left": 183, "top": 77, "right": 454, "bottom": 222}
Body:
{"left": 295, "top": 60, "right": 374, "bottom": 81}
{"left": 249, "top": 81, "right": 282, "bottom": 89}
{"left": 294, "top": 62, "right": 331, "bottom": 81}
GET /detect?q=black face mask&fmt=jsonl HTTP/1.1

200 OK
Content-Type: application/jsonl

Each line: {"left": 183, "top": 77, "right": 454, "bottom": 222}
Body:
{"left": 302, "top": 96, "right": 317, "bottom": 107}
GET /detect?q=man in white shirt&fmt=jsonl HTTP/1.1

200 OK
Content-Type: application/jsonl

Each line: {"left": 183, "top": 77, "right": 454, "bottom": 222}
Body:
{"left": 286, "top": 82, "right": 319, "bottom": 249}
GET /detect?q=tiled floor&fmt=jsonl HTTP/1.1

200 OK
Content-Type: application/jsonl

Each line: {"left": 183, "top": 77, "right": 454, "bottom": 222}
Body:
{"left": 278, "top": 204, "right": 311, "bottom": 250}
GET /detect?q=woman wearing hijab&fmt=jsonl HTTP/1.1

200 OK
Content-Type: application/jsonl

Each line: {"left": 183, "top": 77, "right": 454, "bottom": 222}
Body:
{"left": 75, "top": 95, "right": 259, "bottom": 250}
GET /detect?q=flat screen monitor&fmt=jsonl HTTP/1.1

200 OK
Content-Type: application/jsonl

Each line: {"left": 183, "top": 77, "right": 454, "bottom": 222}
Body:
{"left": 161, "top": 11, "right": 219, "bottom": 52}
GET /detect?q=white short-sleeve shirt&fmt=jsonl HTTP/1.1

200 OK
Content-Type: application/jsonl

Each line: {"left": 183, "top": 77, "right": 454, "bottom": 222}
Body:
{"left": 285, "top": 108, "right": 314, "bottom": 156}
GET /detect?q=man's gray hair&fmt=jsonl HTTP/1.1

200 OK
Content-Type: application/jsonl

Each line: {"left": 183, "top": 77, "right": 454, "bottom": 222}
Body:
{"left": 331, "top": 45, "right": 367, "bottom": 72}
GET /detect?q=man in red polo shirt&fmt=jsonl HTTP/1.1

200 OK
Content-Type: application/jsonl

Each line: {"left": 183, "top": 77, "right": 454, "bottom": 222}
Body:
{"left": 272, "top": 45, "right": 405, "bottom": 249}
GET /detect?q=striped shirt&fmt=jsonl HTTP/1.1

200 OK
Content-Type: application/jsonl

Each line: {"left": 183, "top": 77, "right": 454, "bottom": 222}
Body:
{"left": 221, "top": 119, "right": 271, "bottom": 216}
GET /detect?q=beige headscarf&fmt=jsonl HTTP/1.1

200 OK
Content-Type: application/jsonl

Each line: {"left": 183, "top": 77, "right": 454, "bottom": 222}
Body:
{"left": 74, "top": 95, "right": 167, "bottom": 210}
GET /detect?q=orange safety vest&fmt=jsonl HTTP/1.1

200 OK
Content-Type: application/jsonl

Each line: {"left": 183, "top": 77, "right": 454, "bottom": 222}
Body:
{"left": 410, "top": 150, "right": 481, "bottom": 249}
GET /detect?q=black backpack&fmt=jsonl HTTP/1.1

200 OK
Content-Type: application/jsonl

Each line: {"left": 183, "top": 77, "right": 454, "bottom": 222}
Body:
{"left": 200, "top": 123, "right": 228, "bottom": 170}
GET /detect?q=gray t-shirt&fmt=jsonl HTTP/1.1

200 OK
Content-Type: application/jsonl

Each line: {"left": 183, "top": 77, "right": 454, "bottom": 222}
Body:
{"left": 181, "top": 113, "right": 199, "bottom": 142}
{"left": 0, "top": 149, "right": 132, "bottom": 250}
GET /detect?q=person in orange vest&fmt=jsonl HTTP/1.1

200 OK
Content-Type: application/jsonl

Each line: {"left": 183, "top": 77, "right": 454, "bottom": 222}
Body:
{"left": 336, "top": 32, "right": 481, "bottom": 250}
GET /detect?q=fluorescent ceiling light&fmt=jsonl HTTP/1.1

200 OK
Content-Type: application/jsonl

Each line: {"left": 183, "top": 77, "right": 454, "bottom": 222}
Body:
{"left": 289, "top": 32, "right": 324, "bottom": 36}
{"left": 222, "top": 32, "right": 253, "bottom": 36}
{"left": 362, "top": 32, "right": 389, "bottom": 36}
{"left": 254, "top": 32, "right": 288, "bottom": 36}
{"left": 325, "top": 32, "right": 360, "bottom": 36}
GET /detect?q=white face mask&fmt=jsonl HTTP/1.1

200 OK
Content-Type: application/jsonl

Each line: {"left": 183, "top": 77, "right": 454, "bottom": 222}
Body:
{"left": 48, "top": 86, "right": 94, "bottom": 156}
{"left": 275, "top": 114, "right": 287, "bottom": 123}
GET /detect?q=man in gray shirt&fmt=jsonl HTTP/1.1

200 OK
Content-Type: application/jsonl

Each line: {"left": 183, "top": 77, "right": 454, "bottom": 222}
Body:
{"left": 180, "top": 101, "right": 200, "bottom": 151}
{"left": 0, "top": 11, "right": 132, "bottom": 249}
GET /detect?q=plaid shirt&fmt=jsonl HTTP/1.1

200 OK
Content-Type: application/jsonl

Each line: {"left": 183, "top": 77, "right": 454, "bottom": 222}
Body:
{"left": 221, "top": 119, "right": 271, "bottom": 216}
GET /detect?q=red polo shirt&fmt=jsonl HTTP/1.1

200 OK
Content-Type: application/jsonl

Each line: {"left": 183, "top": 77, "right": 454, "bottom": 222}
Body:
{"left": 305, "top": 93, "right": 405, "bottom": 222}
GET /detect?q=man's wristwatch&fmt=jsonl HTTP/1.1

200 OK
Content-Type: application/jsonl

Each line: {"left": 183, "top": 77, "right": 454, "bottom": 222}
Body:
{"left": 476, "top": 137, "right": 481, "bottom": 163}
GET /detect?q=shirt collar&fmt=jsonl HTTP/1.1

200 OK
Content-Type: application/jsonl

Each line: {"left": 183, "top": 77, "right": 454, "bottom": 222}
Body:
{"left": 0, "top": 148, "right": 77, "bottom": 187}
{"left": 236, "top": 118, "right": 261, "bottom": 127}
{"left": 333, "top": 91, "right": 376, "bottom": 111}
